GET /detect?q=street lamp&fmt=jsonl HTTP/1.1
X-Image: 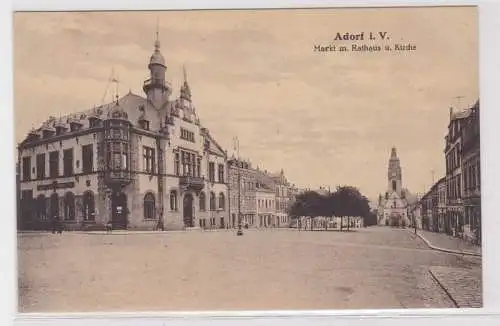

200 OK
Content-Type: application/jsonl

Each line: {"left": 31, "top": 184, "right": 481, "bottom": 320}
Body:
{"left": 235, "top": 136, "right": 244, "bottom": 236}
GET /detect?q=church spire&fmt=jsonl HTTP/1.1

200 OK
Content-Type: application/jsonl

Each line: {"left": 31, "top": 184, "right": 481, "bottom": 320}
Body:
{"left": 390, "top": 146, "right": 397, "bottom": 159}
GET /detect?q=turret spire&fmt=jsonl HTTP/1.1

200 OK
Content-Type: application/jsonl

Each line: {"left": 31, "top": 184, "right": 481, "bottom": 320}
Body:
{"left": 154, "top": 16, "right": 160, "bottom": 50}
{"left": 180, "top": 64, "right": 192, "bottom": 101}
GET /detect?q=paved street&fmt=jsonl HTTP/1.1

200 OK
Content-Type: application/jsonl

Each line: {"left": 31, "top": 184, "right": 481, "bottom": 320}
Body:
{"left": 17, "top": 227, "right": 482, "bottom": 312}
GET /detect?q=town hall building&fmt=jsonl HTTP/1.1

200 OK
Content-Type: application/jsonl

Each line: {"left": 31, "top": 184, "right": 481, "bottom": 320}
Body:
{"left": 17, "top": 30, "right": 229, "bottom": 231}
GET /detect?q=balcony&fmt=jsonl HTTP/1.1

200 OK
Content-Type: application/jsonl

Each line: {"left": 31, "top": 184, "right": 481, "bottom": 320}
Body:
{"left": 143, "top": 78, "right": 172, "bottom": 93}
{"left": 105, "top": 171, "right": 132, "bottom": 186}
{"left": 179, "top": 176, "right": 205, "bottom": 192}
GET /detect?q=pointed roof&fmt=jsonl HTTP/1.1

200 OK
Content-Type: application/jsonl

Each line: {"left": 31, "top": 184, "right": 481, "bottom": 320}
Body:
{"left": 390, "top": 147, "right": 398, "bottom": 159}
{"left": 149, "top": 23, "right": 166, "bottom": 67}
{"left": 180, "top": 65, "right": 192, "bottom": 101}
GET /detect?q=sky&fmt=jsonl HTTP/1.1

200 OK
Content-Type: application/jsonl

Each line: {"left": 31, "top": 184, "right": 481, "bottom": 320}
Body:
{"left": 13, "top": 7, "right": 478, "bottom": 201}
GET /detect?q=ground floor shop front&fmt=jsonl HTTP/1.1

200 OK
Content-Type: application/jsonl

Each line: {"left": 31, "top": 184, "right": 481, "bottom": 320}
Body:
{"left": 18, "top": 183, "right": 229, "bottom": 231}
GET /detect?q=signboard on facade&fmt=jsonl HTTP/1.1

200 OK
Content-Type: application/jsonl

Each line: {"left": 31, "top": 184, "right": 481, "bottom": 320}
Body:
{"left": 37, "top": 181, "right": 75, "bottom": 191}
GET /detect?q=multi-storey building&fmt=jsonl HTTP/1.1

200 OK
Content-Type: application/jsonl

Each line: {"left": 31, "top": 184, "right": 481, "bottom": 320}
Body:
{"left": 270, "top": 169, "right": 291, "bottom": 228}
{"left": 256, "top": 186, "right": 275, "bottom": 228}
{"left": 408, "top": 194, "right": 422, "bottom": 229}
{"left": 17, "top": 32, "right": 229, "bottom": 231}
{"left": 227, "top": 158, "right": 258, "bottom": 228}
{"left": 444, "top": 106, "right": 468, "bottom": 236}
{"left": 255, "top": 169, "right": 277, "bottom": 227}
{"left": 436, "top": 177, "right": 447, "bottom": 233}
{"left": 420, "top": 188, "right": 434, "bottom": 231}
{"left": 461, "top": 100, "right": 481, "bottom": 243}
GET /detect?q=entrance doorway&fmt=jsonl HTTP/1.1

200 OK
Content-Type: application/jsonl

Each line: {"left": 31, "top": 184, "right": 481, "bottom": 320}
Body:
{"left": 111, "top": 191, "right": 128, "bottom": 229}
{"left": 49, "top": 193, "right": 59, "bottom": 220}
{"left": 183, "top": 193, "right": 194, "bottom": 227}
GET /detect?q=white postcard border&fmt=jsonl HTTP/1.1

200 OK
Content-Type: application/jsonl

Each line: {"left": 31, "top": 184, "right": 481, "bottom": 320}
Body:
{"left": 2, "top": 0, "right": 500, "bottom": 325}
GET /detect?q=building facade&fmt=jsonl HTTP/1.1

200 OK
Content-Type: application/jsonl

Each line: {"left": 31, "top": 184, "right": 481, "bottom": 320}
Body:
{"left": 420, "top": 189, "right": 433, "bottom": 231}
{"left": 227, "top": 158, "right": 257, "bottom": 228}
{"left": 436, "top": 177, "right": 447, "bottom": 233}
{"left": 377, "top": 147, "right": 410, "bottom": 227}
{"left": 271, "top": 169, "right": 291, "bottom": 228}
{"left": 444, "top": 106, "right": 468, "bottom": 236}
{"left": 461, "top": 100, "right": 481, "bottom": 243}
{"left": 17, "top": 33, "right": 229, "bottom": 231}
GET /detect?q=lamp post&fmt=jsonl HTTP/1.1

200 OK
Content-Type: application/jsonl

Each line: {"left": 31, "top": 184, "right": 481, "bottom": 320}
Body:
{"left": 235, "top": 136, "right": 243, "bottom": 236}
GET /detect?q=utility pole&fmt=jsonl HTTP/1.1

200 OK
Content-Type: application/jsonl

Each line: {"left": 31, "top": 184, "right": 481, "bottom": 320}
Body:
{"left": 235, "top": 136, "right": 243, "bottom": 236}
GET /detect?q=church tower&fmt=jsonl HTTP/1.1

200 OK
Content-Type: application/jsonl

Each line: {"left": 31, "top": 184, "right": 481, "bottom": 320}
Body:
{"left": 143, "top": 25, "right": 172, "bottom": 109}
{"left": 387, "top": 147, "right": 402, "bottom": 196}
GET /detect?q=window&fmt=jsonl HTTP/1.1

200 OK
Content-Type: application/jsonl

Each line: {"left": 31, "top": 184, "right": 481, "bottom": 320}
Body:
{"left": 175, "top": 153, "right": 180, "bottom": 176}
{"left": 63, "top": 148, "right": 74, "bottom": 177}
{"left": 82, "top": 144, "right": 93, "bottom": 173}
{"left": 122, "top": 153, "right": 128, "bottom": 170}
{"left": 197, "top": 158, "right": 201, "bottom": 177}
{"left": 179, "top": 150, "right": 197, "bottom": 176}
{"left": 143, "top": 146, "right": 155, "bottom": 173}
{"left": 64, "top": 192, "right": 75, "bottom": 220}
{"left": 210, "top": 192, "right": 216, "bottom": 211}
{"left": 392, "top": 180, "right": 396, "bottom": 192}
{"left": 218, "top": 164, "right": 224, "bottom": 183}
{"left": 139, "top": 120, "right": 150, "bottom": 130}
{"left": 89, "top": 118, "right": 100, "bottom": 128}
{"left": 22, "top": 157, "right": 31, "bottom": 181}
{"left": 180, "top": 128, "right": 195, "bottom": 142}
{"left": 199, "top": 192, "right": 206, "bottom": 211}
{"left": 218, "top": 192, "right": 225, "bottom": 210}
{"left": 170, "top": 191, "right": 178, "bottom": 211}
{"left": 49, "top": 151, "right": 59, "bottom": 178}
{"left": 35, "top": 154, "right": 46, "bottom": 179}
{"left": 144, "top": 192, "right": 156, "bottom": 219}
{"left": 82, "top": 191, "right": 95, "bottom": 221}
{"left": 209, "top": 162, "right": 215, "bottom": 182}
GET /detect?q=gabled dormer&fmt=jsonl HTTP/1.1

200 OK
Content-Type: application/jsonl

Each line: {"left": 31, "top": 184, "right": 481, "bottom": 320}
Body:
{"left": 137, "top": 105, "right": 150, "bottom": 130}
{"left": 54, "top": 118, "right": 67, "bottom": 136}
{"left": 40, "top": 118, "right": 56, "bottom": 139}
{"left": 88, "top": 107, "right": 103, "bottom": 129}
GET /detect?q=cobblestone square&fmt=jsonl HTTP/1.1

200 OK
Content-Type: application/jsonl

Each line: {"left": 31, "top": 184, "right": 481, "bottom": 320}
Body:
{"left": 17, "top": 227, "right": 482, "bottom": 312}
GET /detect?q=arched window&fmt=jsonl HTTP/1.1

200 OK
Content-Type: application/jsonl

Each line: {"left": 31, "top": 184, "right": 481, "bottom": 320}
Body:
{"left": 82, "top": 191, "right": 95, "bottom": 221}
{"left": 199, "top": 192, "right": 206, "bottom": 211}
{"left": 37, "top": 194, "right": 47, "bottom": 221}
{"left": 210, "top": 192, "right": 216, "bottom": 211}
{"left": 144, "top": 192, "right": 156, "bottom": 219}
{"left": 170, "top": 190, "right": 178, "bottom": 211}
{"left": 218, "top": 192, "right": 225, "bottom": 210}
{"left": 49, "top": 193, "right": 59, "bottom": 219}
{"left": 64, "top": 192, "right": 75, "bottom": 220}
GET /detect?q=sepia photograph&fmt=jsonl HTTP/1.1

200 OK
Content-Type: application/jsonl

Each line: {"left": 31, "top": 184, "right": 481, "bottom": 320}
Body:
{"left": 14, "top": 6, "right": 481, "bottom": 313}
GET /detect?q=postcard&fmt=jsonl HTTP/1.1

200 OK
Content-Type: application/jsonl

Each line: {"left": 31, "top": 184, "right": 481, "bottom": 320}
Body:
{"left": 14, "top": 6, "right": 481, "bottom": 313}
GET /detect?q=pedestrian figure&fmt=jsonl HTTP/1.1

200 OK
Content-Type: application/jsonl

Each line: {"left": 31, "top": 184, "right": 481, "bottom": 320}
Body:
{"left": 106, "top": 221, "right": 113, "bottom": 234}
{"left": 55, "top": 216, "right": 63, "bottom": 234}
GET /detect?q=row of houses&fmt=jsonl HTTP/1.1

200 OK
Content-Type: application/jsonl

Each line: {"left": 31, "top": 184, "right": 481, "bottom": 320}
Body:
{"left": 15, "top": 31, "right": 299, "bottom": 231}
{"left": 418, "top": 100, "right": 480, "bottom": 244}
{"left": 227, "top": 158, "right": 299, "bottom": 229}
